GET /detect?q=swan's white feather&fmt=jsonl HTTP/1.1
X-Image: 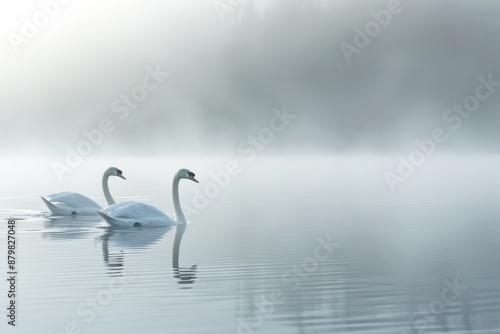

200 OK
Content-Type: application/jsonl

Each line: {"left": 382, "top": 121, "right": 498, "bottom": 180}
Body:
{"left": 41, "top": 166, "right": 124, "bottom": 216}
{"left": 46, "top": 192, "right": 102, "bottom": 209}
{"left": 98, "top": 201, "right": 178, "bottom": 227}
{"left": 42, "top": 192, "right": 102, "bottom": 215}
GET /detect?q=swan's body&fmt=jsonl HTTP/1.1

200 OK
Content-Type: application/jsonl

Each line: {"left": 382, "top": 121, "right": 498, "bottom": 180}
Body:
{"left": 98, "top": 201, "right": 176, "bottom": 227}
{"left": 98, "top": 169, "right": 198, "bottom": 227}
{"left": 42, "top": 167, "right": 125, "bottom": 215}
{"left": 41, "top": 192, "right": 101, "bottom": 215}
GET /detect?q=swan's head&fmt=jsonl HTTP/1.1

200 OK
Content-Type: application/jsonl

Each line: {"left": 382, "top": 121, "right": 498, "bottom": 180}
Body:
{"left": 107, "top": 167, "right": 126, "bottom": 180}
{"left": 177, "top": 169, "right": 199, "bottom": 183}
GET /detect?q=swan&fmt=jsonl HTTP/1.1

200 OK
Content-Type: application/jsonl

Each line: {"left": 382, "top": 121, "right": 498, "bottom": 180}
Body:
{"left": 97, "top": 168, "right": 198, "bottom": 227}
{"left": 41, "top": 167, "right": 126, "bottom": 215}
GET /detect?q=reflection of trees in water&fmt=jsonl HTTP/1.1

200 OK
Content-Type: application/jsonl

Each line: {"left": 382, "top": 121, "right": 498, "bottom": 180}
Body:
{"left": 232, "top": 257, "right": 482, "bottom": 334}
{"left": 172, "top": 224, "right": 198, "bottom": 288}
{"left": 233, "top": 262, "right": 374, "bottom": 334}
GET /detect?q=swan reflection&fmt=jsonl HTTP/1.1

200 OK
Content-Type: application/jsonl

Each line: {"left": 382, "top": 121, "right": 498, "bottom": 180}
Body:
{"left": 0, "top": 209, "right": 48, "bottom": 221}
{"left": 42, "top": 214, "right": 103, "bottom": 240}
{"left": 100, "top": 226, "right": 171, "bottom": 276}
{"left": 172, "top": 224, "right": 198, "bottom": 287}
{"left": 99, "top": 223, "right": 198, "bottom": 286}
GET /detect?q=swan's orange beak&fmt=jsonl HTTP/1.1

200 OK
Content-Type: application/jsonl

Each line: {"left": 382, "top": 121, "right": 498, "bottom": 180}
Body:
{"left": 118, "top": 173, "right": 126, "bottom": 180}
{"left": 189, "top": 176, "right": 199, "bottom": 183}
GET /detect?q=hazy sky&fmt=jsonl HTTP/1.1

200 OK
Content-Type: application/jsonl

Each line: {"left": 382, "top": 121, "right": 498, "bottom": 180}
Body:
{"left": 1, "top": 0, "right": 500, "bottom": 157}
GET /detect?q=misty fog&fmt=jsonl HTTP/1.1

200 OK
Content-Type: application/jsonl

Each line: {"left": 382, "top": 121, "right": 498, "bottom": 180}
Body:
{"left": 2, "top": 0, "right": 500, "bottom": 158}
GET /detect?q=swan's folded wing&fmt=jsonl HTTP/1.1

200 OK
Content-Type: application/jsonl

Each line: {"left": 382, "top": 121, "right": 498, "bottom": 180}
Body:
{"left": 104, "top": 202, "right": 170, "bottom": 219}
{"left": 99, "top": 201, "right": 177, "bottom": 227}
{"left": 46, "top": 191, "right": 73, "bottom": 199}
{"left": 46, "top": 192, "right": 102, "bottom": 210}
{"left": 98, "top": 201, "right": 177, "bottom": 226}
{"left": 99, "top": 201, "right": 137, "bottom": 216}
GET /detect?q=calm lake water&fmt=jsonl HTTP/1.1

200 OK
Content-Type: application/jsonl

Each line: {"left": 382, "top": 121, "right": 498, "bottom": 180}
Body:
{"left": 1, "top": 156, "right": 500, "bottom": 334}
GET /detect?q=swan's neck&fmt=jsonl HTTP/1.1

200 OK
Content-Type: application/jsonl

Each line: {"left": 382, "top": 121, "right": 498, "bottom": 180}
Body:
{"left": 102, "top": 172, "right": 115, "bottom": 205}
{"left": 172, "top": 175, "right": 186, "bottom": 223}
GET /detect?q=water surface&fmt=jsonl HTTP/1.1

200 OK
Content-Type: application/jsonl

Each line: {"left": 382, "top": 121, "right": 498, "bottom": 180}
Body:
{"left": 1, "top": 156, "right": 500, "bottom": 333}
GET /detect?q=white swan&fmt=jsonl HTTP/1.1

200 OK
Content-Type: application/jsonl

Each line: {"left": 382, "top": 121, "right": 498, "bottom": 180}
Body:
{"left": 97, "top": 169, "right": 198, "bottom": 227}
{"left": 41, "top": 167, "right": 126, "bottom": 215}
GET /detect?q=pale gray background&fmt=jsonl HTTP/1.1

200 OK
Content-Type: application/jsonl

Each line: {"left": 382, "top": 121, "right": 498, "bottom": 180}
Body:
{"left": 1, "top": 0, "right": 500, "bottom": 156}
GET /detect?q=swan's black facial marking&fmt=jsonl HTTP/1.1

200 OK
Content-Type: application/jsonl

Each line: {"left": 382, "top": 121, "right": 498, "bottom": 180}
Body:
{"left": 187, "top": 171, "right": 199, "bottom": 183}
{"left": 115, "top": 168, "right": 126, "bottom": 180}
